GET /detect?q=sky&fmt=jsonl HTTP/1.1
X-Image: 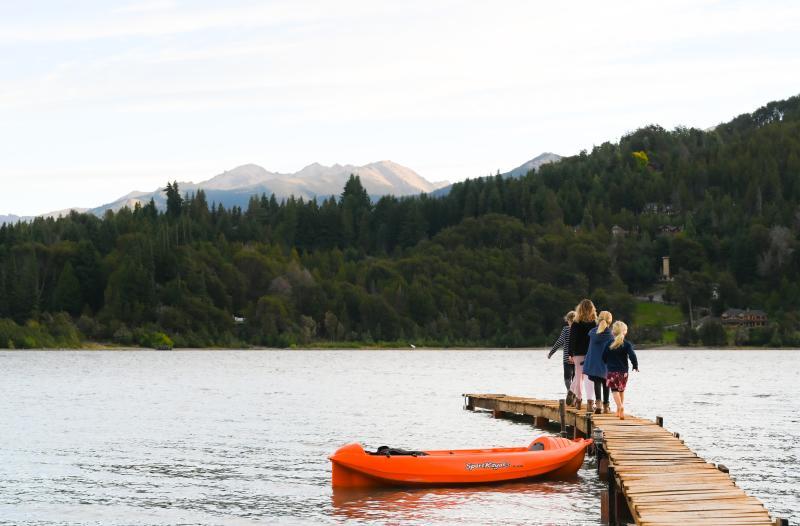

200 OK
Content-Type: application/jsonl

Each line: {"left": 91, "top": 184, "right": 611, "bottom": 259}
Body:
{"left": 1, "top": 0, "right": 800, "bottom": 215}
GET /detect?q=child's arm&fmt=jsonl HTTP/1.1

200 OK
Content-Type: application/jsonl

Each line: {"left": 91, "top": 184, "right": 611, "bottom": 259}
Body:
{"left": 627, "top": 343, "right": 639, "bottom": 371}
{"left": 548, "top": 327, "right": 566, "bottom": 358}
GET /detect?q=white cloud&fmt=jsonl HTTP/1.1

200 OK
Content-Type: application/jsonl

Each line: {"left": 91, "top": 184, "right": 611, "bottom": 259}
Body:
{"left": 113, "top": 0, "right": 178, "bottom": 14}
{"left": 1, "top": 0, "right": 799, "bottom": 214}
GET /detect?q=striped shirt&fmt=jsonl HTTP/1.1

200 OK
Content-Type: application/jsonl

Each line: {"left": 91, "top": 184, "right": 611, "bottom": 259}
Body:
{"left": 548, "top": 325, "right": 571, "bottom": 364}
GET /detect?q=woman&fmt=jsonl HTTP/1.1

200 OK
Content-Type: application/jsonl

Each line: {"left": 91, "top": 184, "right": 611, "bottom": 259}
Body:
{"left": 602, "top": 321, "right": 639, "bottom": 419}
{"left": 583, "top": 310, "right": 613, "bottom": 414}
{"left": 547, "top": 310, "right": 576, "bottom": 404}
{"left": 568, "top": 299, "right": 597, "bottom": 411}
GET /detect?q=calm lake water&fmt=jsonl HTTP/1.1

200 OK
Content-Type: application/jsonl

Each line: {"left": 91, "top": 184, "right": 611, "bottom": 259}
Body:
{"left": 0, "top": 350, "right": 798, "bottom": 525}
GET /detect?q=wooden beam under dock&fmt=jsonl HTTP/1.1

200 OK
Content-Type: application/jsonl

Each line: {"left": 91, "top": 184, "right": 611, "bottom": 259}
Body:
{"left": 463, "top": 393, "right": 782, "bottom": 526}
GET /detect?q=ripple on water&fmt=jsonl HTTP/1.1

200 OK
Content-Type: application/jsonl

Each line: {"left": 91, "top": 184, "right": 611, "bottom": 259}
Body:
{"left": 0, "top": 349, "right": 797, "bottom": 525}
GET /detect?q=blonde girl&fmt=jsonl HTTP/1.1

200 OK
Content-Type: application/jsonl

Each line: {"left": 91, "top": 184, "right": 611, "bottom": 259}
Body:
{"left": 601, "top": 321, "right": 639, "bottom": 419}
{"left": 567, "top": 299, "right": 597, "bottom": 410}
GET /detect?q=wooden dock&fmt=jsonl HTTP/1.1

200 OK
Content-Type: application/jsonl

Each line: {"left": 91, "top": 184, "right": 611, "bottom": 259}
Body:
{"left": 463, "top": 394, "right": 787, "bottom": 526}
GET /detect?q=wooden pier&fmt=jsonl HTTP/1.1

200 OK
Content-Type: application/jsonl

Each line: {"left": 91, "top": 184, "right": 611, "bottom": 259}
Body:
{"left": 463, "top": 394, "right": 787, "bottom": 526}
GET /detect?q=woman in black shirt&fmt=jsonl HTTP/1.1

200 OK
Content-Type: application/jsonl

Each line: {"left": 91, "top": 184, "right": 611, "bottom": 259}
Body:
{"left": 568, "top": 298, "right": 597, "bottom": 411}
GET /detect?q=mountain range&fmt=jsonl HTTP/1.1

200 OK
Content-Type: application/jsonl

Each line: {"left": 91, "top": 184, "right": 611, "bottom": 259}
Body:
{"left": 1, "top": 154, "right": 562, "bottom": 223}
{"left": 86, "top": 160, "right": 448, "bottom": 216}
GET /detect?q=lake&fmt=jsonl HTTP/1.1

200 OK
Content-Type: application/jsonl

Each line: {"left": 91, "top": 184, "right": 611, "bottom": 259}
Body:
{"left": 0, "top": 350, "right": 798, "bottom": 525}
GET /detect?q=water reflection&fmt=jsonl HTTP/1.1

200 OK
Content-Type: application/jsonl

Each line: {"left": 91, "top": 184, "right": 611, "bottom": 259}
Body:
{"left": 0, "top": 350, "right": 796, "bottom": 525}
{"left": 331, "top": 479, "right": 582, "bottom": 524}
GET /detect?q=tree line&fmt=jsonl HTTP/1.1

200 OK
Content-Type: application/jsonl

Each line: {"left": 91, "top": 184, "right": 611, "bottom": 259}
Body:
{"left": 1, "top": 94, "right": 799, "bottom": 348}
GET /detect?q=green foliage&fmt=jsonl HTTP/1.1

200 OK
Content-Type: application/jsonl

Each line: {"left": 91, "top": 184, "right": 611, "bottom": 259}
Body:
{"left": 143, "top": 331, "right": 173, "bottom": 349}
{"left": 632, "top": 150, "right": 649, "bottom": 169}
{"left": 1, "top": 94, "right": 800, "bottom": 347}
{"left": 662, "top": 329, "right": 677, "bottom": 344}
{"left": 52, "top": 262, "right": 82, "bottom": 315}
{"left": 746, "top": 327, "right": 775, "bottom": 346}
{"left": 0, "top": 314, "right": 81, "bottom": 348}
{"left": 634, "top": 302, "right": 683, "bottom": 327}
{"left": 630, "top": 325, "right": 662, "bottom": 343}
{"left": 676, "top": 325, "right": 699, "bottom": 346}
{"left": 165, "top": 181, "right": 183, "bottom": 219}
{"left": 699, "top": 320, "right": 727, "bottom": 346}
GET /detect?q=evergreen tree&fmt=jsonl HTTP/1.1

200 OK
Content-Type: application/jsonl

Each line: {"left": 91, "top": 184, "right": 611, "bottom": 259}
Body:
{"left": 165, "top": 181, "right": 183, "bottom": 219}
{"left": 53, "top": 262, "right": 82, "bottom": 315}
{"left": 1, "top": 93, "right": 799, "bottom": 347}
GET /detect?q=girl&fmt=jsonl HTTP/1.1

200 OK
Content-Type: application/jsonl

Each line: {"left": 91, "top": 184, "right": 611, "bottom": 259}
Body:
{"left": 602, "top": 321, "right": 639, "bottom": 419}
{"left": 583, "top": 310, "right": 613, "bottom": 414}
{"left": 568, "top": 299, "right": 597, "bottom": 411}
{"left": 548, "top": 310, "right": 576, "bottom": 404}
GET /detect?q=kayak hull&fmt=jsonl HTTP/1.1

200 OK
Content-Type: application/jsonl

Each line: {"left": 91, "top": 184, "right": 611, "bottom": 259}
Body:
{"left": 330, "top": 435, "right": 591, "bottom": 488}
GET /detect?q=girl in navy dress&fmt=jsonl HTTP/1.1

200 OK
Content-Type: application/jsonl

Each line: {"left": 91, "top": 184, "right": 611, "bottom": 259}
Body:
{"left": 602, "top": 321, "right": 639, "bottom": 419}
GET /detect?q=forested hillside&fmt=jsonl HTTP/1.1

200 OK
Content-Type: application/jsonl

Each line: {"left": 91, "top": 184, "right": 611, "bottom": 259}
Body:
{"left": 1, "top": 95, "right": 799, "bottom": 348}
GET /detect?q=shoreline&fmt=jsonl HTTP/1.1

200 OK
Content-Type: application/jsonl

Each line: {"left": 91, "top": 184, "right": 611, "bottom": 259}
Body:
{"left": 3, "top": 345, "right": 798, "bottom": 351}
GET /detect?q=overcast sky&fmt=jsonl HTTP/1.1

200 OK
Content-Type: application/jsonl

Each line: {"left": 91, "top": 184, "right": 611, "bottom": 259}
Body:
{"left": 1, "top": 0, "right": 799, "bottom": 215}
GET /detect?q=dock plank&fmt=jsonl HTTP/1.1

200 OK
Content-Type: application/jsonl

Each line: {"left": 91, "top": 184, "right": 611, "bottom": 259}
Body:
{"left": 463, "top": 394, "right": 778, "bottom": 526}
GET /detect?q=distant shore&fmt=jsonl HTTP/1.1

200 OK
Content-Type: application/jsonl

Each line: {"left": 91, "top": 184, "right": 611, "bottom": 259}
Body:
{"left": 3, "top": 345, "right": 798, "bottom": 351}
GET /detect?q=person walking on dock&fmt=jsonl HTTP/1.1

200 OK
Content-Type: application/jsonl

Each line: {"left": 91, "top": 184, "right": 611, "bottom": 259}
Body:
{"left": 568, "top": 299, "right": 597, "bottom": 411}
{"left": 547, "top": 310, "right": 576, "bottom": 404}
{"left": 602, "top": 321, "right": 639, "bottom": 419}
{"left": 584, "top": 310, "right": 613, "bottom": 414}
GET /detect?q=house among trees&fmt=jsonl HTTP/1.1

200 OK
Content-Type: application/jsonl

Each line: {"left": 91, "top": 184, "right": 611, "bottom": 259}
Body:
{"left": 643, "top": 202, "right": 678, "bottom": 215}
{"left": 721, "top": 309, "right": 768, "bottom": 327}
{"left": 659, "top": 225, "right": 683, "bottom": 235}
{"left": 611, "top": 225, "right": 628, "bottom": 237}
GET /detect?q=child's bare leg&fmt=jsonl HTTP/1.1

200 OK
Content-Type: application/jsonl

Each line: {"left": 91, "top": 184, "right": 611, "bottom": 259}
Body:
{"left": 612, "top": 391, "right": 623, "bottom": 418}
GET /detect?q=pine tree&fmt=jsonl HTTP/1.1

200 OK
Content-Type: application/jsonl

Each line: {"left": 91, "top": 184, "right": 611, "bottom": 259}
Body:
{"left": 53, "top": 262, "right": 82, "bottom": 315}
{"left": 165, "top": 181, "right": 183, "bottom": 219}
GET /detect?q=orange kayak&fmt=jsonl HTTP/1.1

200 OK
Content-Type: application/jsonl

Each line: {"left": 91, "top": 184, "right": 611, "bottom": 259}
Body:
{"left": 330, "top": 435, "right": 592, "bottom": 488}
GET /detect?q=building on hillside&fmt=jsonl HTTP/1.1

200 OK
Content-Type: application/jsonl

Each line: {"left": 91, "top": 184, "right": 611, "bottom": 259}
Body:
{"left": 611, "top": 225, "right": 628, "bottom": 237}
{"left": 659, "top": 225, "right": 683, "bottom": 235}
{"left": 643, "top": 203, "right": 679, "bottom": 216}
{"left": 720, "top": 309, "right": 768, "bottom": 327}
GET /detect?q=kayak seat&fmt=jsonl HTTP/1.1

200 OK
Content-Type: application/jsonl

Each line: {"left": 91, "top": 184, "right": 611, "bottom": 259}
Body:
{"left": 368, "top": 446, "right": 429, "bottom": 457}
{"left": 529, "top": 442, "right": 545, "bottom": 451}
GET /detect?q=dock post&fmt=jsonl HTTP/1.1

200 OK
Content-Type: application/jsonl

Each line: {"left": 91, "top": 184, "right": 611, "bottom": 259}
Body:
{"left": 774, "top": 518, "right": 789, "bottom": 526}
{"left": 593, "top": 428, "right": 608, "bottom": 476}
{"left": 584, "top": 413, "right": 592, "bottom": 439}
{"left": 492, "top": 409, "right": 504, "bottom": 419}
{"left": 656, "top": 415, "right": 664, "bottom": 427}
{"left": 464, "top": 395, "right": 474, "bottom": 411}
{"left": 558, "top": 399, "right": 567, "bottom": 437}
{"left": 717, "top": 464, "right": 729, "bottom": 474}
{"left": 534, "top": 416, "right": 549, "bottom": 428}
{"left": 607, "top": 466, "right": 617, "bottom": 525}
{"left": 600, "top": 489, "right": 609, "bottom": 523}
{"left": 597, "top": 449, "right": 609, "bottom": 478}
